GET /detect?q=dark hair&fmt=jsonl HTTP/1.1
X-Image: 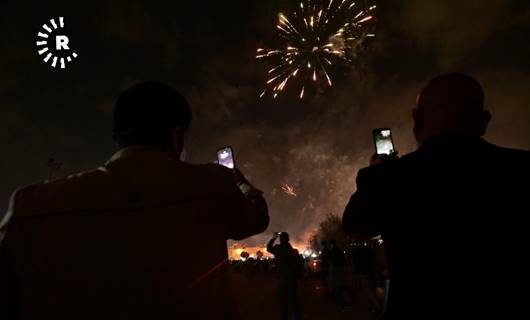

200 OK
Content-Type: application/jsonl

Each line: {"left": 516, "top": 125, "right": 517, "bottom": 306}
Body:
{"left": 418, "top": 73, "right": 485, "bottom": 113}
{"left": 113, "top": 82, "right": 192, "bottom": 148}
{"left": 280, "top": 232, "right": 290, "bottom": 243}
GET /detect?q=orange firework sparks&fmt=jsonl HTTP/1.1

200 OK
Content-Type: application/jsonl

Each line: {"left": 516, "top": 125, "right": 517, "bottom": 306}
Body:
{"left": 257, "top": 0, "right": 377, "bottom": 99}
{"left": 281, "top": 183, "right": 298, "bottom": 197}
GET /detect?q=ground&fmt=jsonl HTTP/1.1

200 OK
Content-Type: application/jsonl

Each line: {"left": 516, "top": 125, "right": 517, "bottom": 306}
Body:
{"left": 231, "top": 271, "right": 382, "bottom": 320}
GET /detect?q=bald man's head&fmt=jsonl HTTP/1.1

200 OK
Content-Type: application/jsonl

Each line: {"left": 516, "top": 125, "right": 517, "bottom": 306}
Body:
{"left": 413, "top": 73, "right": 491, "bottom": 145}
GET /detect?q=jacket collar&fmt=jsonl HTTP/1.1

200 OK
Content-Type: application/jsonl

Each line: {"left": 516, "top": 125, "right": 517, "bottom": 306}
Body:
{"left": 419, "top": 134, "right": 489, "bottom": 151}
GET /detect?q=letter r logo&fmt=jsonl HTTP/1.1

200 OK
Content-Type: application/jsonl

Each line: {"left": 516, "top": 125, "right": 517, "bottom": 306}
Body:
{"left": 37, "top": 17, "right": 78, "bottom": 69}
{"left": 55, "top": 35, "right": 70, "bottom": 50}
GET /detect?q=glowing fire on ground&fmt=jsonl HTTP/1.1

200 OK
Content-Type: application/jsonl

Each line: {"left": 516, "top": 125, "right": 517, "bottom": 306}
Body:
{"left": 228, "top": 243, "right": 310, "bottom": 260}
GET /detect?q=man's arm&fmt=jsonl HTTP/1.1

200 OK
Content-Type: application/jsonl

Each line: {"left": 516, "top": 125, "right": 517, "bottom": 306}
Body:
{"left": 266, "top": 235, "right": 277, "bottom": 254}
{"left": 342, "top": 168, "right": 384, "bottom": 239}
{"left": 237, "top": 193, "right": 269, "bottom": 239}
{"left": 225, "top": 169, "right": 270, "bottom": 241}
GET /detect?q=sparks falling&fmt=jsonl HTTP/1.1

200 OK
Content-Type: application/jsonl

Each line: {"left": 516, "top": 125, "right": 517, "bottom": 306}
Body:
{"left": 257, "top": 0, "right": 376, "bottom": 99}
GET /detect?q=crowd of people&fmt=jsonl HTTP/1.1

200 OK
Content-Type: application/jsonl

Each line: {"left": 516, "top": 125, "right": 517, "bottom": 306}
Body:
{"left": 229, "top": 236, "right": 388, "bottom": 319}
{"left": 1, "top": 73, "right": 529, "bottom": 319}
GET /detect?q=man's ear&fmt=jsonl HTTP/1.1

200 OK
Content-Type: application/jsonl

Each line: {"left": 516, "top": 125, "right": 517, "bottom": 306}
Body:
{"left": 169, "top": 128, "right": 184, "bottom": 159}
{"left": 412, "top": 108, "right": 424, "bottom": 134}
{"left": 479, "top": 110, "right": 491, "bottom": 137}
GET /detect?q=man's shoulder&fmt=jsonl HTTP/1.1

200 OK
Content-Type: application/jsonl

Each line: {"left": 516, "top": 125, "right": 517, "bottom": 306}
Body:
{"left": 181, "top": 163, "right": 237, "bottom": 187}
{"left": 489, "top": 144, "right": 530, "bottom": 162}
{"left": 172, "top": 163, "right": 245, "bottom": 200}
{"left": 189, "top": 163, "right": 234, "bottom": 178}
{"left": 487, "top": 145, "right": 530, "bottom": 180}
{"left": 9, "top": 167, "right": 109, "bottom": 219}
{"left": 356, "top": 140, "right": 530, "bottom": 190}
{"left": 356, "top": 157, "right": 403, "bottom": 185}
{"left": 15, "top": 167, "right": 109, "bottom": 199}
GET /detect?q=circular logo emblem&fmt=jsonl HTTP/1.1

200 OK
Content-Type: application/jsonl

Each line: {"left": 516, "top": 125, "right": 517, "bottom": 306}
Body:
{"left": 36, "top": 17, "right": 78, "bottom": 69}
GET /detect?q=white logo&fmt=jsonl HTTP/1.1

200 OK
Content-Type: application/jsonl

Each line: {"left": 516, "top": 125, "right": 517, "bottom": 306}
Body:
{"left": 36, "top": 17, "right": 78, "bottom": 69}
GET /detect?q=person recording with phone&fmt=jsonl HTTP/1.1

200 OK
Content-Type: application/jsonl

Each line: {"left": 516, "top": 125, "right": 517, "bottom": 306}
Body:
{"left": 0, "top": 82, "right": 269, "bottom": 320}
{"left": 267, "top": 232, "right": 302, "bottom": 320}
{"left": 342, "top": 73, "right": 530, "bottom": 319}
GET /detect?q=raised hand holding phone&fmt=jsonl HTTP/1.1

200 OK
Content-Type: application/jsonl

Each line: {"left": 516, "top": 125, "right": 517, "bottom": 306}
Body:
{"left": 217, "top": 146, "right": 235, "bottom": 169}
{"left": 216, "top": 146, "right": 263, "bottom": 196}
{"left": 371, "top": 128, "right": 398, "bottom": 165}
{"left": 372, "top": 128, "right": 395, "bottom": 155}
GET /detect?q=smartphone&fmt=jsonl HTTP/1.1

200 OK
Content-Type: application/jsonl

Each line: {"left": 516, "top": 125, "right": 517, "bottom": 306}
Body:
{"left": 372, "top": 128, "right": 395, "bottom": 155}
{"left": 217, "top": 146, "right": 235, "bottom": 169}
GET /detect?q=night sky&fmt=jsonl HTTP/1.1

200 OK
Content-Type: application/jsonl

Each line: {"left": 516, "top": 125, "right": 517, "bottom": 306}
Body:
{"left": 2, "top": 0, "right": 529, "bottom": 245}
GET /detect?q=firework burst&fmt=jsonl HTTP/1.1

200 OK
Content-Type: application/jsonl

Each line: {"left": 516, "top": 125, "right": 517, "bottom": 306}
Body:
{"left": 281, "top": 183, "right": 298, "bottom": 197}
{"left": 257, "top": 0, "right": 376, "bottom": 99}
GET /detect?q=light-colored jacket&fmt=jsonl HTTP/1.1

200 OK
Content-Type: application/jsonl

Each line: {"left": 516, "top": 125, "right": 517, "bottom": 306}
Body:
{"left": 0, "top": 146, "right": 269, "bottom": 319}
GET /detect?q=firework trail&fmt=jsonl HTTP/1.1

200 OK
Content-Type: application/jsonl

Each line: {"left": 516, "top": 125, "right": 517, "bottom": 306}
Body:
{"left": 281, "top": 183, "right": 298, "bottom": 197}
{"left": 257, "top": 0, "right": 376, "bottom": 99}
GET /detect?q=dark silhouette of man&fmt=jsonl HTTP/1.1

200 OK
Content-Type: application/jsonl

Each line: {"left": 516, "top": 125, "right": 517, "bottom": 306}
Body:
{"left": 342, "top": 73, "right": 530, "bottom": 319}
{"left": 267, "top": 232, "right": 301, "bottom": 320}
{"left": 329, "top": 240, "right": 347, "bottom": 307}
{"left": 320, "top": 241, "right": 331, "bottom": 287}
{"left": 353, "top": 241, "right": 380, "bottom": 313}
{"left": 0, "top": 82, "right": 269, "bottom": 320}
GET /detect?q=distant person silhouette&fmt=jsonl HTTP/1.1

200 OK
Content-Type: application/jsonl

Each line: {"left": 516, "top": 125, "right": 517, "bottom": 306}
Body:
{"left": 353, "top": 241, "right": 380, "bottom": 313}
{"left": 342, "top": 73, "right": 530, "bottom": 319}
{"left": 320, "top": 241, "right": 331, "bottom": 287}
{"left": 267, "top": 232, "right": 301, "bottom": 320}
{"left": 328, "top": 240, "right": 347, "bottom": 307}
{"left": 0, "top": 82, "right": 269, "bottom": 320}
